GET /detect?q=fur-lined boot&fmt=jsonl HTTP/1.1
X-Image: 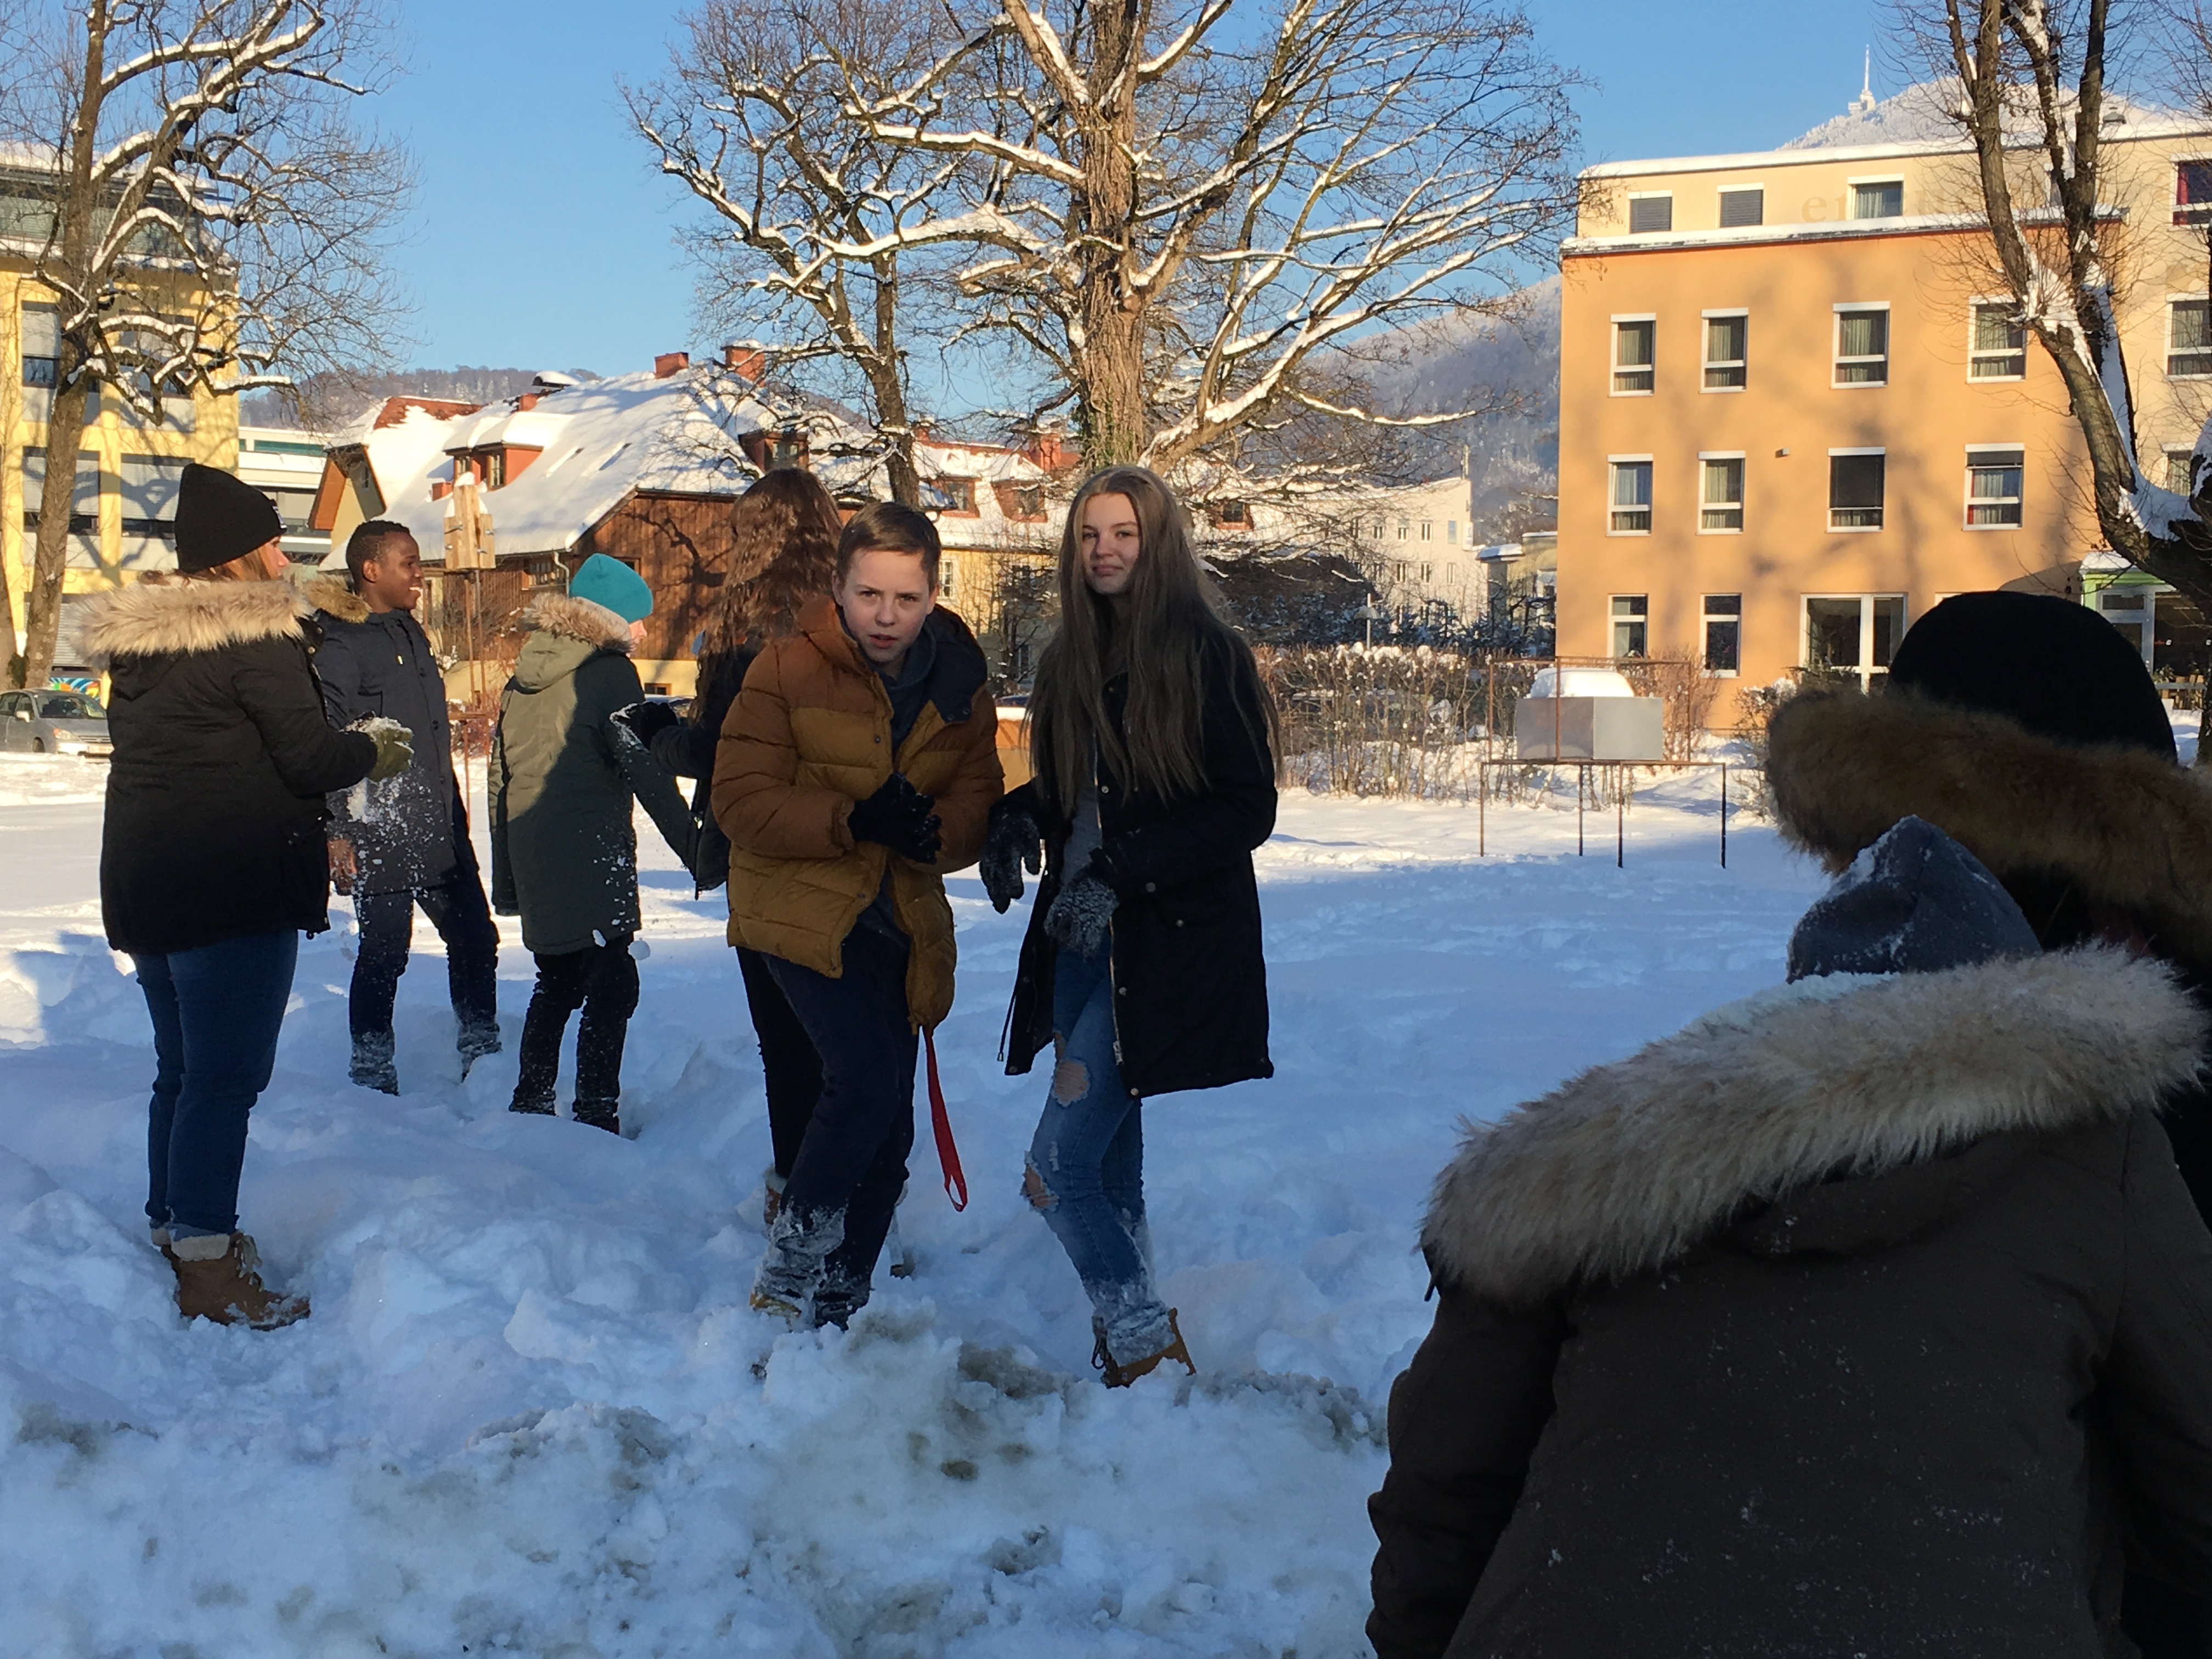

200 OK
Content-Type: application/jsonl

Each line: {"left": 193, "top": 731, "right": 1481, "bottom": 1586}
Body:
{"left": 751, "top": 1202, "right": 845, "bottom": 1324}
{"left": 349, "top": 1030, "right": 399, "bottom": 1096}
{"left": 172, "top": 1233, "right": 309, "bottom": 1329}
{"left": 1094, "top": 1308, "right": 1195, "bottom": 1389}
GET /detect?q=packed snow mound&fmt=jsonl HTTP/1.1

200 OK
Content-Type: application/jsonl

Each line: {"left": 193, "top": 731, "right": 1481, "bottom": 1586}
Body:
{"left": 0, "top": 784, "right": 1823, "bottom": 1654}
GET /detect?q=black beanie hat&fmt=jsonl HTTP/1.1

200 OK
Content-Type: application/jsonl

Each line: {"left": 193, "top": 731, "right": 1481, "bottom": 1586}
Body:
{"left": 1887, "top": 590, "right": 2175, "bottom": 761}
{"left": 174, "top": 462, "right": 283, "bottom": 574}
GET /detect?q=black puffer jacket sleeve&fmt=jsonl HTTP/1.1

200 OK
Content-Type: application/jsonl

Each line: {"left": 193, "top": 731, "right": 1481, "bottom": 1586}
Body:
{"left": 2102, "top": 1110, "right": 2212, "bottom": 1589}
{"left": 1088, "top": 637, "right": 1275, "bottom": 894}
{"left": 232, "top": 637, "right": 378, "bottom": 798}
{"left": 651, "top": 647, "right": 753, "bottom": 781}
{"left": 1367, "top": 1282, "right": 1567, "bottom": 1659}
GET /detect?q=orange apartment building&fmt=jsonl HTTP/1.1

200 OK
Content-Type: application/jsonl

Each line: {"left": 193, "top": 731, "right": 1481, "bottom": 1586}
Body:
{"left": 1555, "top": 96, "right": 2212, "bottom": 722}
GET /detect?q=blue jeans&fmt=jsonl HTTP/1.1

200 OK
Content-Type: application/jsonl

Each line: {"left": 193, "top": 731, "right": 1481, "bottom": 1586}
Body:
{"left": 135, "top": 929, "right": 300, "bottom": 1238}
{"left": 1025, "top": 945, "right": 1172, "bottom": 1356}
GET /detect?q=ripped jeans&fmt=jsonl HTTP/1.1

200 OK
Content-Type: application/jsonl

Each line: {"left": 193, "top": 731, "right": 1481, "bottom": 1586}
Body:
{"left": 1025, "top": 943, "right": 1173, "bottom": 1359}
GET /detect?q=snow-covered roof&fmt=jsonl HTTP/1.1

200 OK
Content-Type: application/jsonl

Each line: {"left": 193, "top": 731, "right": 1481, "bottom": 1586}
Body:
{"left": 917, "top": 441, "right": 1047, "bottom": 484}
{"left": 340, "top": 366, "right": 876, "bottom": 560}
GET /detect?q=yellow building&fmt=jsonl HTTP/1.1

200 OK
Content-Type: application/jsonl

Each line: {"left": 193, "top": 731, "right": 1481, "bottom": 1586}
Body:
{"left": 1, "top": 258, "right": 237, "bottom": 674}
{"left": 1555, "top": 94, "right": 2212, "bottom": 721}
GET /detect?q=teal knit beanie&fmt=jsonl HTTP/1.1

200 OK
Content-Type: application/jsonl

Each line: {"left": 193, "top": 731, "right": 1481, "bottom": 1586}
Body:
{"left": 568, "top": 553, "right": 654, "bottom": 623}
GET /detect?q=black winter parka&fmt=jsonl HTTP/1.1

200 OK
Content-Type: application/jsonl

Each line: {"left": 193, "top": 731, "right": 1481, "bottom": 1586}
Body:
{"left": 1003, "top": 633, "right": 1276, "bottom": 1098}
{"left": 649, "top": 641, "right": 757, "bottom": 892}
{"left": 85, "top": 578, "right": 377, "bottom": 955}
{"left": 1369, "top": 946, "right": 2212, "bottom": 1659}
{"left": 306, "top": 575, "right": 457, "bottom": 895}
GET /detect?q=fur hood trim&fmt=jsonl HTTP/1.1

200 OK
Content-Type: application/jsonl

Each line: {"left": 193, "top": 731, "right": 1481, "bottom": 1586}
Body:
{"left": 522, "top": 592, "right": 634, "bottom": 653}
{"left": 1769, "top": 691, "right": 2212, "bottom": 960}
{"left": 303, "top": 574, "right": 369, "bottom": 624}
{"left": 1422, "top": 946, "right": 2205, "bottom": 1303}
{"left": 79, "top": 577, "right": 310, "bottom": 668}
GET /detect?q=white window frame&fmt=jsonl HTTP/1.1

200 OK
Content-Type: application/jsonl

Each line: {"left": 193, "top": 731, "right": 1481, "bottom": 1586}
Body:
{"left": 1716, "top": 184, "right": 1765, "bottom": 228}
{"left": 1697, "top": 452, "right": 1745, "bottom": 533}
{"left": 1610, "top": 594, "right": 1650, "bottom": 659}
{"left": 940, "top": 554, "right": 961, "bottom": 599}
{"left": 1966, "top": 297, "right": 2027, "bottom": 381}
{"left": 1701, "top": 308, "right": 1748, "bottom": 393}
{"left": 1607, "top": 455, "right": 1654, "bottom": 536}
{"left": 2169, "top": 295, "right": 2212, "bottom": 380}
{"left": 1611, "top": 313, "right": 1656, "bottom": 396}
{"left": 1702, "top": 593, "right": 1743, "bottom": 677}
{"left": 1827, "top": 447, "right": 1887, "bottom": 532}
{"left": 1847, "top": 176, "right": 1906, "bottom": 218}
{"left": 1626, "top": 191, "right": 1674, "bottom": 234}
{"left": 1802, "top": 593, "right": 1910, "bottom": 689}
{"left": 1963, "top": 444, "right": 2025, "bottom": 530}
{"left": 1833, "top": 301, "right": 1891, "bottom": 388}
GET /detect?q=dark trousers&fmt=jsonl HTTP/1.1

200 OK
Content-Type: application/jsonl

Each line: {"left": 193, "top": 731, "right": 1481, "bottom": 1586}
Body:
{"left": 135, "top": 929, "right": 299, "bottom": 1237}
{"left": 515, "top": 936, "right": 640, "bottom": 1107}
{"left": 349, "top": 814, "right": 500, "bottom": 1041}
{"left": 766, "top": 926, "right": 915, "bottom": 1290}
{"left": 738, "top": 944, "right": 821, "bottom": 1178}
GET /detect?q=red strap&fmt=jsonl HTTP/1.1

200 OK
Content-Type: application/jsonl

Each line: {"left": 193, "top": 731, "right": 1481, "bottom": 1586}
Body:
{"left": 924, "top": 1028, "right": 968, "bottom": 1211}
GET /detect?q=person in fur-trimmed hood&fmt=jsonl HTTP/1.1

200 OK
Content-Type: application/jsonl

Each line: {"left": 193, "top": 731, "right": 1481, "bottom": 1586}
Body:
{"left": 1768, "top": 590, "right": 2212, "bottom": 1654}
{"left": 308, "top": 520, "right": 501, "bottom": 1094}
{"left": 488, "top": 554, "right": 696, "bottom": 1134}
{"left": 1367, "top": 815, "right": 2212, "bottom": 1659}
{"left": 88, "top": 462, "right": 410, "bottom": 1330}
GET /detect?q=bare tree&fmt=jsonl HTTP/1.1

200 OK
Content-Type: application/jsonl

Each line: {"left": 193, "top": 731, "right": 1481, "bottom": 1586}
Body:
{"left": 0, "top": 0, "right": 410, "bottom": 687}
{"left": 718, "top": 0, "right": 1577, "bottom": 473}
{"left": 1908, "top": 0, "right": 2212, "bottom": 628}
{"left": 629, "top": 0, "right": 986, "bottom": 507}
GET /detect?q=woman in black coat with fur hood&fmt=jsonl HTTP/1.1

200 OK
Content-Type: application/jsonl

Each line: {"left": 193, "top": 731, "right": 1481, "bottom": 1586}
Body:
{"left": 86, "top": 465, "right": 408, "bottom": 1330}
{"left": 981, "top": 465, "right": 1277, "bottom": 1388}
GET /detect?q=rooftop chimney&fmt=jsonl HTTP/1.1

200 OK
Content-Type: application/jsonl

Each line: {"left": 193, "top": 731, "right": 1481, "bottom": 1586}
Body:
{"left": 654, "top": 351, "right": 691, "bottom": 379}
{"left": 723, "top": 342, "right": 768, "bottom": 383}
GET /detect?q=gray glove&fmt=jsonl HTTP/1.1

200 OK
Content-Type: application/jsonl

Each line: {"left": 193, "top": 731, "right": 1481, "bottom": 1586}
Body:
{"left": 980, "top": 798, "right": 1043, "bottom": 913}
{"left": 357, "top": 719, "right": 414, "bottom": 782}
{"left": 1043, "top": 862, "right": 1119, "bottom": 956}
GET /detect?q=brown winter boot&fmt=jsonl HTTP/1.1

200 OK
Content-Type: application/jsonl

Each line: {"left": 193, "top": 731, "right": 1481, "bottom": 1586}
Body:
{"left": 1096, "top": 1309, "right": 1197, "bottom": 1389}
{"left": 171, "top": 1233, "right": 309, "bottom": 1329}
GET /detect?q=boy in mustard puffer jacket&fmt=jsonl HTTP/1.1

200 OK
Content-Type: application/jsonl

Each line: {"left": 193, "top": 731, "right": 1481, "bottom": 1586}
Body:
{"left": 712, "top": 502, "right": 1002, "bottom": 1326}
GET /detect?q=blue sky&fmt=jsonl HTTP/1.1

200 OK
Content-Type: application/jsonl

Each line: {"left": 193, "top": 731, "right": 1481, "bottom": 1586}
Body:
{"left": 372, "top": 0, "right": 1892, "bottom": 383}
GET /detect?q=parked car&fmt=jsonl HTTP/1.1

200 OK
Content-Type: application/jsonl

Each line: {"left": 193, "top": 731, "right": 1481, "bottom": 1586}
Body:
{"left": 0, "top": 689, "right": 112, "bottom": 758}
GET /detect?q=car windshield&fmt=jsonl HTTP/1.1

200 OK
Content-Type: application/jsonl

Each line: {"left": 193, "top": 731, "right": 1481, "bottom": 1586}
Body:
{"left": 36, "top": 693, "right": 102, "bottom": 719}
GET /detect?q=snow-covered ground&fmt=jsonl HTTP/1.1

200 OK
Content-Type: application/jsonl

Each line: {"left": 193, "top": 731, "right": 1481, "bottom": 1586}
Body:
{"left": 0, "top": 752, "right": 1825, "bottom": 1658}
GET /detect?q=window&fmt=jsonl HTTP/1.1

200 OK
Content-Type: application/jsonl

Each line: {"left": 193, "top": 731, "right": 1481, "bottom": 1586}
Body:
{"left": 1612, "top": 318, "right": 1655, "bottom": 394}
{"left": 2096, "top": 585, "right": 2155, "bottom": 665}
{"left": 1835, "top": 307, "right": 1889, "bottom": 385}
{"left": 1628, "top": 194, "right": 1673, "bottom": 234}
{"left": 1367, "top": 518, "right": 1384, "bottom": 539}
{"left": 1396, "top": 517, "right": 1409, "bottom": 540}
{"left": 1829, "top": 451, "right": 1886, "bottom": 530}
{"left": 2177, "top": 161, "right": 2212, "bottom": 225}
{"left": 1703, "top": 313, "right": 1747, "bottom": 390}
{"left": 22, "top": 448, "right": 100, "bottom": 533}
{"left": 1014, "top": 483, "right": 1043, "bottom": 517}
{"left": 2169, "top": 449, "right": 2198, "bottom": 496}
{"left": 1699, "top": 456, "right": 1744, "bottom": 531}
{"left": 479, "top": 449, "right": 506, "bottom": 490}
{"left": 2170, "top": 300, "right": 2212, "bottom": 378}
{"left": 1609, "top": 459, "right": 1652, "bottom": 533}
{"left": 1703, "top": 594, "right": 1742, "bottom": 674}
{"left": 1447, "top": 521, "right": 1458, "bottom": 544}
{"left": 1718, "top": 187, "right": 1764, "bottom": 228}
{"left": 940, "top": 555, "right": 960, "bottom": 599}
{"left": 1965, "top": 448, "right": 2024, "bottom": 527}
{"left": 941, "top": 477, "right": 977, "bottom": 512}
{"left": 1419, "top": 520, "right": 1432, "bottom": 541}
{"left": 21, "top": 303, "right": 57, "bottom": 388}
{"left": 119, "top": 454, "right": 184, "bottom": 538}
{"left": 1805, "top": 595, "right": 1907, "bottom": 687}
{"left": 1969, "top": 302, "right": 2027, "bottom": 380}
{"left": 1212, "top": 499, "right": 1250, "bottom": 526}
{"left": 1851, "top": 179, "right": 1904, "bottom": 218}
{"left": 1419, "top": 562, "right": 1433, "bottom": 584}
{"left": 1611, "top": 595, "right": 1649, "bottom": 658}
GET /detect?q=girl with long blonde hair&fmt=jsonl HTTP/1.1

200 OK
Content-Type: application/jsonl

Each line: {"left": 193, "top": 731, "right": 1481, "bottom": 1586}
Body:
{"left": 982, "top": 465, "right": 1278, "bottom": 1386}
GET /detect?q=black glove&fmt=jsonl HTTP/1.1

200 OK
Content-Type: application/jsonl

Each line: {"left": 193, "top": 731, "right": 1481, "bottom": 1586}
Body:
{"left": 980, "top": 798, "right": 1043, "bottom": 913}
{"left": 1043, "top": 860, "right": 1119, "bottom": 956}
{"left": 611, "top": 699, "right": 681, "bottom": 745}
{"left": 848, "top": 773, "right": 943, "bottom": 862}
